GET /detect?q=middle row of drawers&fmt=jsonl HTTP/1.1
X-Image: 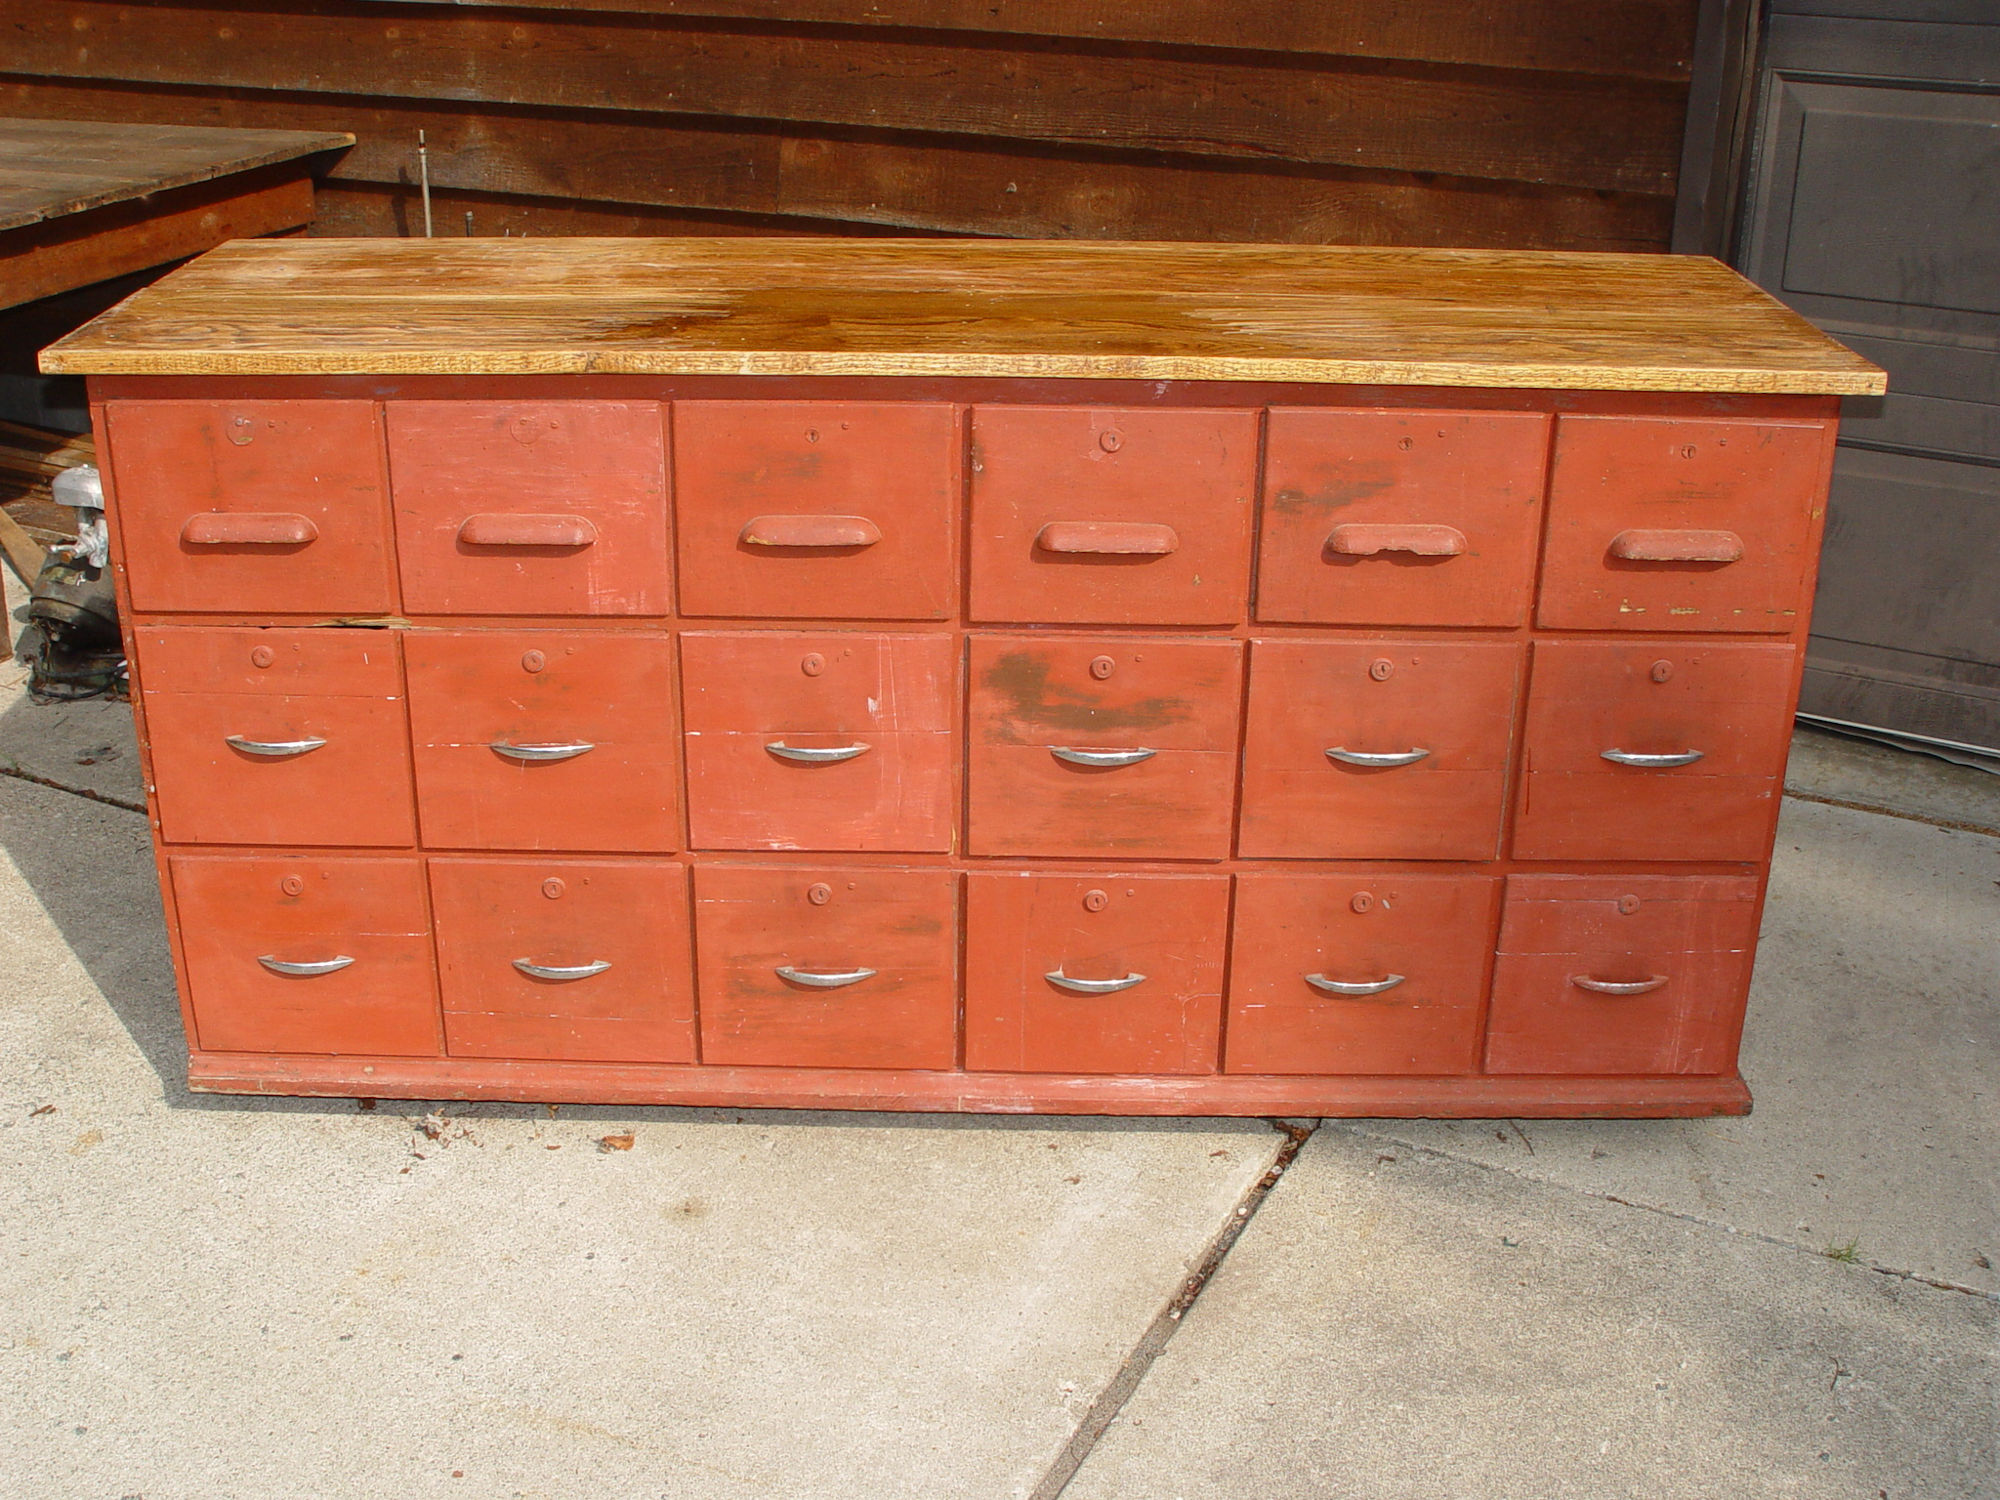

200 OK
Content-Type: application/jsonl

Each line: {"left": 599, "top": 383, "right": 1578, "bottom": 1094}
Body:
{"left": 140, "top": 627, "right": 1795, "bottom": 862}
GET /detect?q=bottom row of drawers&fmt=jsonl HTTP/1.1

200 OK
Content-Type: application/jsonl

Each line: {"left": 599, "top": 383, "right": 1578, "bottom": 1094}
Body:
{"left": 167, "top": 857, "right": 1762, "bottom": 1079}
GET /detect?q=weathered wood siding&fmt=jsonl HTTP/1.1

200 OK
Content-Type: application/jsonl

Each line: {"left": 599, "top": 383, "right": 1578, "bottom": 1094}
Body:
{"left": 0, "top": 1, "right": 1698, "bottom": 249}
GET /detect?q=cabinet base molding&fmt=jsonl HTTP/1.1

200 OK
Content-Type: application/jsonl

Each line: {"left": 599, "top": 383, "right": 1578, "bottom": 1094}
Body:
{"left": 185, "top": 1051, "right": 1753, "bottom": 1119}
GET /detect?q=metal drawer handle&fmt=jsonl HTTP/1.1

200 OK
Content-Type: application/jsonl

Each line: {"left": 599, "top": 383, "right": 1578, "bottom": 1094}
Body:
{"left": 1601, "top": 748, "right": 1704, "bottom": 768}
{"left": 1036, "top": 520, "right": 1180, "bottom": 556}
{"left": 457, "top": 513, "right": 598, "bottom": 548}
{"left": 1325, "top": 523, "right": 1466, "bottom": 557}
{"left": 1305, "top": 972, "right": 1406, "bottom": 997}
{"left": 181, "top": 512, "right": 318, "bottom": 546}
{"left": 740, "top": 514, "right": 882, "bottom": 549}
{"left": 226, "top": 735, "right": 327, "bottom": 758}
{"left": 1050, "top": 746, "right": 1156, "bottom": 768}
{"left": 512, "top": 958, "right": 612, "bottom": 981}
{"left": 1326, "top": 747, "right": 1430, "bottom": 768}
{"left": 1609, "top": 528, "right": 1744, "bottom": 564}
{"left": 491, "top": 739, "right": 595, "bottom": 763}
{"left": 767, "top": 741, "right": 871, "bottom": 764}
{"left": 1046, "top": 969, "right": 1147, "bottom": 994}
{"left": 257, "top": 955, "right": 354, "bottom": 977}
{"left": 1572, "top": 974, "right": 1669, "bottom": 996}
{"left": 775, "top": 966, "right": 877, "bottom": 989}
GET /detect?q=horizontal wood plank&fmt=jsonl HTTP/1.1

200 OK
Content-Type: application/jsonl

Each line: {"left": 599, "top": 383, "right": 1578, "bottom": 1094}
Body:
{"left": 42, "top": 238, "right": 1887, "bottom": 393}
{"left": 3, "top": 1, "right": 1687, "bottom": 192}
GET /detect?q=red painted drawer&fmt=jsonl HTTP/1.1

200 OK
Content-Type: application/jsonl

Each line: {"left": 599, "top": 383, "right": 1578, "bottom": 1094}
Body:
{"left": 681, "top": 632, "right": 956, "bottom": 853}
{"left": 1538, "top": 414, "right": 1831, "bottom": 633}
{"left": 674, "top": 401, "right": 960, "bottom": 619}
{"left": 1257, "top": 408, "right": 1549, "bottom": 626}
{"left": 1239, "top": 639, "right": 1522, "bottom": 860}
{"left": 1226, "top": 873, "right": 1499, "bottom": 1076}
{"left": 386, "top": 402, "right": 669, "bottom": 615}
{"left": 404, "top": 630, "right": 679, "bottom": 852}
{"left": 1486, "top": 875, "right": 1761, "bottom": 1075}
{"left": 965, "top": 872, "right": 1228, "bottom": 1075}
{"left": 103, "top": 400, "right": 395, "bottom": 615}
{"left": 1514, "top": 640, "right": 1795, "bottom": 862}
{"left": 693, "top": 866, "right": 957, "bottom": 1069}
{"left": 966, "top": 635, "right": 1242, "bottom": 859}
{"left": 429, "top": 858, "right": 695, "bottom": 1064}
{"left": 968, "top": 406, "right": 1256, "bottom": 624}
{"left": 170, "top": 853, "right": 439, "bottom": 1056}
{"left": 138, "top": 627, "right": 414, "bottom": 848}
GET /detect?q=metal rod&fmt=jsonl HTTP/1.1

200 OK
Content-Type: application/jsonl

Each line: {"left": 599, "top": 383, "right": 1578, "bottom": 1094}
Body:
{"left": 418, "top": 129, "right": 433, "bottom": 238}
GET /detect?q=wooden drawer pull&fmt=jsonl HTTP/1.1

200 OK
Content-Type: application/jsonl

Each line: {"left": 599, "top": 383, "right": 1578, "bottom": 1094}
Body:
{"left": 1305, "top": 972, "right": 1406, "bottom": 998}
{"left": 1600, "top": 748, "right": 1704, "bottom": 768}
{"left": 1050, "top": 746, "right": 1155, "bottom": 768}
{"left": 1045, "top": 969, "right": 1147, "bottom": 995}
{"left": 1035, "top": 520, "right": 1180, "bottom": 555}
{"left": 1325, "top": 746, "right": 1430, "bottom": 768}
{"left": 739, "top": 514, "right": 882, "bottom": 548}
{"left": 1324, "top": 523, "right": 1466, "bottom": 557}
{"left": 181, "top": 512, "right": 318, "bottom": 546}
{"left": 457, "top": 513, "right": 599, "bottom": 548}
{"left": 766, "top": 741, "right": 871, "bottom": 764}
{"left": 257, "top": 954, "right": 354, "bottom": 977}
{"left": 512, "top": 958, "right": 612, "bottom": 981}
{"left": 1608, "top": 528, "right": 1744, "bottom": 563}
{"left": 775, "top": 965, "right": 877, "bottom": 989}
{"left": 1571, "top": 974, "right": 1669, "bottom": 996}
{"left": 225, "top": 734, "right": 327, "bottom": 759}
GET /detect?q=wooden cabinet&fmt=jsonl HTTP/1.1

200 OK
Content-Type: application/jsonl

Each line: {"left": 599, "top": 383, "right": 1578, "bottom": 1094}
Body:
{"left": 50, "top": 238, "right": 1882, "bottom": 1117}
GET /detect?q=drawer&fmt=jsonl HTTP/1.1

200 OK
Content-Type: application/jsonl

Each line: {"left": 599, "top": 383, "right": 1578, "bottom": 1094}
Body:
{"left": 1239, "top": 639, "right": 1522, "bottom": 860}
{"left": 681, "top": 632, "right": 956, "bottom": 853}
{"left": 404, "top": 630, "right": 679, "bottom": 852}
{"left": 1486, "top": 875, "right": 1760, "bottom": 1075}
{"left": 1256, "top": 408, "right": 1549, "bottom": 626}
{"left": 1225, "top": 873, "right": 1499, "bottom": 1076}
{"left": 1514, "top": 640, "right": 1795, "bottom": 862}
{"left": 1538, "top": 414, "right": 1831, "bottom": 633}
{"left": 103, "top": 400, "right": 395, "bottom": 615}
{"left": 968, "top": 406, "right": 1256, "bottom": 624}
{"left": 428, "top": 858, "right": 695, "bottom": 1064}
{"left": 169, "top": 853, "right": 439, "bottom": 1056}
{"left": 385, "top": 402, "right": 669, "bottom": 615}
{"left": 966, "top": 635, "right": 1242, "bottom": 859}
{"left": 137, "top": 627, "right": 415, "bottom": 848}
{"left": 674, "top": 401, "right": 960, "bottom": 619}
{"left": 964, "top": 872, "right": 1228, "bottom": 1075}
{"left": 693, "top": 866, "right": 958, "bottom": 1069}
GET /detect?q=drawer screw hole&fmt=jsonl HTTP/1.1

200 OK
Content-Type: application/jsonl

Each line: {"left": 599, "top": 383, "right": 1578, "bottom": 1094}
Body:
{"left": 1679, "top": 444, "right": 1698, "bottom": 460}
{"left": 1098, "top": 430, "right": 1123, "bottom": 453}
{"left": 1398, "top": 436, "right": 1414, "bottom": 451}
{"left": 280, "top": 875, "right": 305, "bottom": 897}
{"left": 542, "top": 878, "right": 566, "bottom": 900}
{"left": 1650, "top": 660, "right": 1673, "bottom": 683}
{"left": 1618, "top": 894, "right": 1642, "bottom": 915}
{"left": 522, "top": 650, "right": 546, "bottom": 673}
{"left": 1350, "top": 891, "right": 1375, "bottom": 914}
{"left": 802, "top": 653, "right": 826, "bottom": 677}
{"left": 805, "top": 428, "right": 821, "bottom": 443}
{"left": 250, "top": 646, "right": 275, "bottom": 669}
{"left": 807, "top": 882, "right": 833, "bottom": 906}
{"left": 227, "top": 415, "right": 255, "bottom": 446}
{"left": 1089, "top": 655, "right": 1116, "bottom": 680}
{"left": 1083, "top": 889, "right": 1109, "bottom": 912}
{"left": 1369, "top": 658, "right": 1394, "bottom": 681}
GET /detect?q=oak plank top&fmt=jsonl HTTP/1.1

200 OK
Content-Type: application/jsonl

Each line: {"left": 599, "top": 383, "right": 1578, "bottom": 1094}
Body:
{"left": 0, "top": 118, "right": 354, "bottom": 234}
{"left": 41, "top": 238, "right": 1885, "bottom": 394}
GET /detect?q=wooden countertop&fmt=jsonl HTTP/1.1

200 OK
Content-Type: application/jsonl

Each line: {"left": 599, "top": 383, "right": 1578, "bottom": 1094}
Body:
{"left": 41, "top": 238, "right": 1885, "bottom": 395}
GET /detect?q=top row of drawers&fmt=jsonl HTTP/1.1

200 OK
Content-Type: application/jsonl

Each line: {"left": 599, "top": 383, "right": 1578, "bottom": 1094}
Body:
{"left": 104, "top": 399, "right": 1831, "bottom": 632}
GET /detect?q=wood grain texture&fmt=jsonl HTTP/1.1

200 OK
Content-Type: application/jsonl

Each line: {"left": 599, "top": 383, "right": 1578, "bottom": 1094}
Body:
{"left": 42, "top": 239, "right": 1887, "bottom": 393}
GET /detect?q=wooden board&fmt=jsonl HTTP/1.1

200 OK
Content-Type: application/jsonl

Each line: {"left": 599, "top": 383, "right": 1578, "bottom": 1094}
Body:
{"left": 43, "top": 239, "right": 1887, "bottom": 393}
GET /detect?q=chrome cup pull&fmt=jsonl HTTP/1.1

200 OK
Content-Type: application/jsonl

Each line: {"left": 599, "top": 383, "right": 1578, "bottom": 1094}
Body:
{"left": 1304, "top": 972, "right": 1406, "bottom": 998}
{"left": 766, "top": 741, "right": 871, "bottom": 764}
{"left": 775, "top": 966, "right": 877, "bottom": 989}
{"left": 512, "top": 958, "right": 612, "bottom": 981}
{"left": 1600, "top": 748, "right": 1704, "bottom": 768}
{"left": 491, "top": 739, "right": 595, "bottom": 763}
{"left": 1571, "top": 974, "right": 1669, "bottom": 996}
{"left": 257, "top": 955, "right": 354, "bottom": 977}
{"left": 1045, "top": 969, "right": 1146, "bottom": 994}
{"left": 1325, "top": 747, "right": 1430, "bottom": 768}
{"left": 1049, "top": 747, "right": 1156, "bottom": 768}
{"left": 226, "top": 735, "right": 327, "bottom": 758}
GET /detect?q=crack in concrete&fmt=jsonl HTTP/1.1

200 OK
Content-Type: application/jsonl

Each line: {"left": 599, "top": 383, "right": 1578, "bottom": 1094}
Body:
{"left": 1782, "top": 786, "right": 2000, "bottom": 840}
{"left": 0, "top": 763, "right": 145, "bottom": 813}
{"left": 1337, "top": 1125, "right": 1999, "bottom": 1304}
{"left": 1029, "top": 1118, "right": 1317, "bottom": 1500}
